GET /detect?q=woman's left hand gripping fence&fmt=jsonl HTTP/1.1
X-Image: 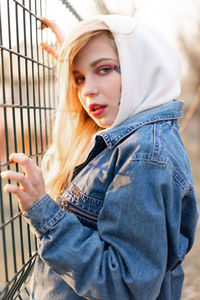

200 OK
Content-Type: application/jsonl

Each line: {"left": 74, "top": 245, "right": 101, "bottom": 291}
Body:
{"left": 0, "top": 0, "right": 67, "bottom": 298}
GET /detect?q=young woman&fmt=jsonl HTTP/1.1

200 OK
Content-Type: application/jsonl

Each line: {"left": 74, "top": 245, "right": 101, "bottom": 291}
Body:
{"left": 1, "top": 15, "right": 199, "bottom": 299}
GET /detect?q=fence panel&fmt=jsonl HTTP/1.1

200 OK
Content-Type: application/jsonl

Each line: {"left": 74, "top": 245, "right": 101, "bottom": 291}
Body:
{"left": 0, "top": 1, "right": 81, "bottom": 298}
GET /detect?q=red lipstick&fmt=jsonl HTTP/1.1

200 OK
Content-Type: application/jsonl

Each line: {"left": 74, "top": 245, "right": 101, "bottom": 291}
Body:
{"left": 88, "top": 103, "right": 107, "bottom": 117}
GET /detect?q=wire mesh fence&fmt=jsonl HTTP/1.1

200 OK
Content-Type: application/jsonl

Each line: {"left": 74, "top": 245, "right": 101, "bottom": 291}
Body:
{"left": 0, "top": 0, "right": 81, "bottom": 298}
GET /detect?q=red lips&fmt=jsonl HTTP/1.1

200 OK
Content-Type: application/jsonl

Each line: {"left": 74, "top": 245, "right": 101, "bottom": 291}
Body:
{"left": 88, "top": 103, "right": 106, "bottom": 111}
{"left": 88, "top": 103, "right": 107, "bottom": 117}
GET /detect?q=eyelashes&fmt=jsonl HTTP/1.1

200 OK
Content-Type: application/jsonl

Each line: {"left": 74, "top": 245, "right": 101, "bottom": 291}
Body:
{"left": 97, "top": 64, "right": 121, "bottom": 75}
{"left": 74, "top": 76, "right": 85, "bottom": 85}
{"left": 97, "top": 66, "right": 113, "bottom": 75}
{"left": 74, "top": 64, "right": 121, "bottom": 85}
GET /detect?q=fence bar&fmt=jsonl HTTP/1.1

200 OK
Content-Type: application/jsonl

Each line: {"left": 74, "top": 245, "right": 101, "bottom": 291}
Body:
{"left": 46, "top": 1, "right": 53, "bottom": 144}
{"left": 13, "top": 0, "right": 42, "bottom": 23}
{"left": 7, "top": 0, "right": 18, "bottom": 276}
{"left": 15, "top": 2, "right": 30, "bottom": 272}
{"left": 0, "top": 45, "right": 53, "bottom": 69}
{"left": 29, "top": 0, "right": 39, "bottom": 168}
{"left": 61, "top": 0, "right": 82, "bottom": 21}
{"left": 16, "top": 0, "right": 26, "bottom": 271}
{"left": 1, "top": 0, "right": 9, "bottom": 285}
{"left": 35, "top": 0, "right": 44, "bottom": 154}
{"left": 0, "top": 151, "right": 46, "bottom": 169}
{"left": 0, "top": 212, "right": 22, "bottom": 230}
{"left": 40, "top": 0, "right": 49, "bottom": 149}
{"left": 0, "top": 177, "right": 9, "bottom": 285}
{"left": 22, "top": 0, "right": 35, "bottom": 261}
{"left": 0, "top": 252, "right": 37, "bottom": 298}
{"left": 0, "top": 103, "right": 55, "bottom": 109}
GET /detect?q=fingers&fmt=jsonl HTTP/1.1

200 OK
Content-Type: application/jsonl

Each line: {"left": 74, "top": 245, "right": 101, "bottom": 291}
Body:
{"left": 1, "top": 170, "right": 29, "bottom": 190}
{"left": 39, "top": 17, "right": 55, "bottom": 29}
{"left": 1, "top": 153, "right": 46, "bottom": 212}
{"left": 9, "top": 153, "right": 38, "bottom": 178}
{"left": 38, "top": 17, "right": 65, "bottom": 46}
{"left": 40, "top": 42, "right": 59, "bottom": 59}
{"left": 38, "top": 17, "right": 66, "bottom": 60}
{"left": 3, "top": 183, "right": 24, "bottom": 198}
{"left": 3, "top": 183, "right": 34, "bottom": 212}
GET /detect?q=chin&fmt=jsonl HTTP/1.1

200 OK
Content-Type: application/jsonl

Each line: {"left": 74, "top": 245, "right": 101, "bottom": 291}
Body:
{"left": 92, "top": 114, "right": 116, "bottom": 128}
{"left": 95, "top": 120, "right": 112, "bottom": 129}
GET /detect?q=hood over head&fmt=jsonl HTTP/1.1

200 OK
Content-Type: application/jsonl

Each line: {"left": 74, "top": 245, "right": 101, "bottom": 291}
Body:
{"left": 90, "top": 15, "right": 181, "bottom": 128}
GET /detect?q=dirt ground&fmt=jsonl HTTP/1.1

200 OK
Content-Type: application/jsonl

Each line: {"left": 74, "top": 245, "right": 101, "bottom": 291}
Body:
{"left": 182, "top": 220, "right": 200, "bottom": 299}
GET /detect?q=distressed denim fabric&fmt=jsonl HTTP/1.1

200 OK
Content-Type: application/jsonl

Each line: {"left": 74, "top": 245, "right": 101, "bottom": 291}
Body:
{"left": 24, "top": 100, "right": 199, "bottom": 300}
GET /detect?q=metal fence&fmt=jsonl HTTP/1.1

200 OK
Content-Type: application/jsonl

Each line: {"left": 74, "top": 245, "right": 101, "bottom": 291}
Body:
{"left": 0, "top": 1, "right": 81, "bottom": 299}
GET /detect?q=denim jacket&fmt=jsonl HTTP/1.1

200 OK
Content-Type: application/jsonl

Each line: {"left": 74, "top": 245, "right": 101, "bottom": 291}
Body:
{"left": 24, "top": 100, "right": 199, "bottom": 300}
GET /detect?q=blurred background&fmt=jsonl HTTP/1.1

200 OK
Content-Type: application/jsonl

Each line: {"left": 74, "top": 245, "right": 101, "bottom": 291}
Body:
{"left": 0, "top": 0, "right": 199, "bottom": 299}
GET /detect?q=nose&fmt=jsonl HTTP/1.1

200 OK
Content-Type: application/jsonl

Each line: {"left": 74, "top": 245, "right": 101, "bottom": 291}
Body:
{"left": 82, "top": 77, "right": 99, "bottom": 97}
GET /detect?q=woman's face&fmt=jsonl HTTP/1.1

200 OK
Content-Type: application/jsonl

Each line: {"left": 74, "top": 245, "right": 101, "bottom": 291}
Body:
{"left": 72, "top": 33, "right": 121, "bottom": 128}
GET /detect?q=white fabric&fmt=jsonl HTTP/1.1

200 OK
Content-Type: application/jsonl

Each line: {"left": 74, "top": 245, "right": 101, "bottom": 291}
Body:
{"left": 91, "top": 15, "right": 181, "bottom": 128}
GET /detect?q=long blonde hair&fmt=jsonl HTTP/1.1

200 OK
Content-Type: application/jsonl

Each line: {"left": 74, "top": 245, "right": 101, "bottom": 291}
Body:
{"left": 41, "top": 20, "right": 116, "bottom": 200}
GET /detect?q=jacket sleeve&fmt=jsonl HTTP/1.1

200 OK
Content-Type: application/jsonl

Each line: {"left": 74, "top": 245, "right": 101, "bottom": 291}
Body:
{"left": 24, "top": 159, "right": 173, "bottom": 300}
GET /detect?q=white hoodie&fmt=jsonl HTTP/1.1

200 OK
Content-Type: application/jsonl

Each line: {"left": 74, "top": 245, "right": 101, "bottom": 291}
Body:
{"left": 91, "top": 15, "right": 181, "bottom": 128}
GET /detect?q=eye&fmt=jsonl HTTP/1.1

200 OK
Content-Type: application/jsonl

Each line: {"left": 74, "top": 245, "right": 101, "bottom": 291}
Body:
{"left": 74, "top": 76, "right": 85, "bottom": 85}
{"left": 97, "top": 66, "right": 112, "bottom": 75}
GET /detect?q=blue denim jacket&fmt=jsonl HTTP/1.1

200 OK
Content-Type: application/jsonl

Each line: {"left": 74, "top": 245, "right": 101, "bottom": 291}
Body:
{"left": 24, "top": 100, "right": 199, "bottom": 300}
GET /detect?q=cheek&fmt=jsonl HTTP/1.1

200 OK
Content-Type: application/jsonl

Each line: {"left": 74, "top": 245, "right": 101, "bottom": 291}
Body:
{"left": 105, "top": 76, "right": 121, "bottom": 97}
{"left": 116, "top": 79, "right": 122, "bottom": 100}
{"left": 78, "top": 92, "right": 88, "bottom": 109}
{"left": 114, "top": 76, "right": 121, "bottom": 95}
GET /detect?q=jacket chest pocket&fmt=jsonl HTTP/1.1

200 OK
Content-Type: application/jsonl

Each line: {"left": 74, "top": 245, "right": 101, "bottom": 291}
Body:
{"left": 59, "top": 184, "right": 104, "bottom": 230}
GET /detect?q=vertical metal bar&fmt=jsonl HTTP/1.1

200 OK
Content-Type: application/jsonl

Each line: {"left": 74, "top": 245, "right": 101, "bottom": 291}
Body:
{"left": 22, "top": 0, "right": 32, "bottom": 260}
{"left": 28, "top": 0, "right": 38, "bottom": 255}
{"left": 0, "top": 178, "right": 8, "bottom": 285}
{"left": 22, "top": 0, "right": 32, "bottom": 155}
{"left": 34, "top": 0, "right": 42, "bottom": 250}
{"left": 0, "top": 0, "right": 9, "bottom": 284}
{"left": 0, "top": 0, "right": 9, "bottom": 286}
{"left": 29, "top": 0, "right": 38, "bottom": 165}
{"left": 7, "top": 0, "right": 18, "bottom": 276}
{"left": 40, "top": 0, "right": 48, "bottom": 149}
{"left": 49, "top": 0, "right": 56, "bottom": 110}
{"left": 35, "top": 0, "right": 43, "bottom": 156}
{"left": 15, "top": 0, "right": 25, "bottom": 267}
{"left": 46, "top": 0, "right": 53, "bottom": 144}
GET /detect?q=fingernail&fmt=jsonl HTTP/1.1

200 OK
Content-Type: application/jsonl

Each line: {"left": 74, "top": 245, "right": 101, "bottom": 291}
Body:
{"left": 1, "top": 172, "right": 6, "bottom": 177}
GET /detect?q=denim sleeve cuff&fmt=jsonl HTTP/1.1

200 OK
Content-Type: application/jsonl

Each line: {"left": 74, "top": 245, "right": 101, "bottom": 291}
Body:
{"left": 23, "top": 194, "right": 65, "bottom": 238}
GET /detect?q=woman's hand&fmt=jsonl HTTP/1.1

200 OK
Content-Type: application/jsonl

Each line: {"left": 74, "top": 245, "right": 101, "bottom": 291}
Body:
{"left": 1, "top": 153, "right": 46, "bottom": 213}
{"left": 39, "top": 17, "right": 66, "bottom": 59}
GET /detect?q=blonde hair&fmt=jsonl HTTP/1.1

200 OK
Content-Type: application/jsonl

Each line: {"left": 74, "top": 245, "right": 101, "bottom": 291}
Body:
{"left": 41, "top": 19, "right": 116, "bottom": 200}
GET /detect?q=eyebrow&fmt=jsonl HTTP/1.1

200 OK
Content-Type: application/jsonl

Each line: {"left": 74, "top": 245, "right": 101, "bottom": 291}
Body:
{"left": 73, "top": 57, "right": 117, "bottom": 74}
{"left": 90, "top": 57, "right": 116, "bottom": 67}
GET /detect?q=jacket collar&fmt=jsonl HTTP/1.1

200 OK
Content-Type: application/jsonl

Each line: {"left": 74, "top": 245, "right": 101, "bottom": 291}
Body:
{"left": 98, "top": 100, "right": 184, "bottom": 149}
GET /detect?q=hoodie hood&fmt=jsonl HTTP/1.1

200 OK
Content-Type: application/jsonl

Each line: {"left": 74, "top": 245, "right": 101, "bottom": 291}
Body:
{"left": 90, "top": 15, "right": 181, "bottom": 128}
